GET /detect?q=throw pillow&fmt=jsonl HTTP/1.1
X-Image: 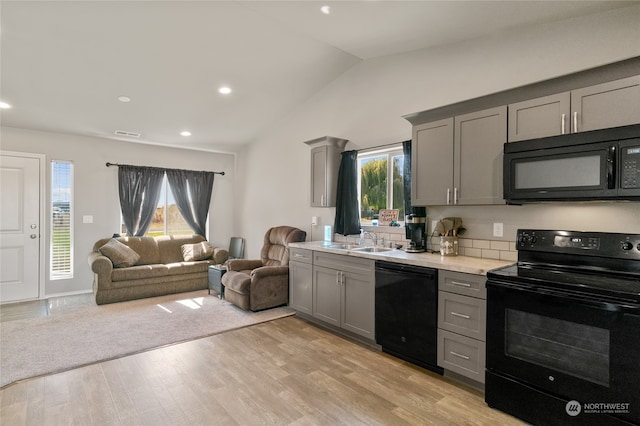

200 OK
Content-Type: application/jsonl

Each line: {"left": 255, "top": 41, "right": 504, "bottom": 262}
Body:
{"left": 99, "top": 239, "right": 141, "bottom": 268}
{"left": 181, "top": 241, "right": 214, "bottom": 261}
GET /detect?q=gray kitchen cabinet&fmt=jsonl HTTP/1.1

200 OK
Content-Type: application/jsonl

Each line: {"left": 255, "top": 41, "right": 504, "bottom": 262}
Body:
{"left": 304, "top": 136, "right": 348, "bottom": 207}
{"left": 454, "top": 106, "right": 507, "bottom": 205}
{"left": 437, "top": 270, "right": 487, "bottom": 384}
{"left": 411, "top": 106, "right": 506, "bottom": 206}
{"left": 289, "top": 248, "right": 313, "bottom": 315}
{"left": 411, "top": 118, "right": 454, "bottom": 206}
{"left": 313, "top": 265, "right": 342, "bottom": 327}
{"left": 312, "top": 251, "right": 375, "bottom": 340}
{"left": 572, "top": 75, "right": 640, "bottom": 133}
{"left": 508, "top": 92, "right": 571, "bottom": 142}
{"left": 508, "top": 75, "right": 640, "bottom": 142}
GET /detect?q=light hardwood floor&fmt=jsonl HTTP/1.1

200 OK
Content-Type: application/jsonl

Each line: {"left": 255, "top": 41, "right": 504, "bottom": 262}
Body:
{"left": 1, "top": 316, "right": 525, "bottom": 425}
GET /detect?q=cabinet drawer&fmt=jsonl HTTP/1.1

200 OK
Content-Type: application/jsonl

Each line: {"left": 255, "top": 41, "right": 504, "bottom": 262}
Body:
{"left": 290, "top": 248, "right": 313, "bottom": 264}
{"left": 438, "top": 329, "right": 485, "bottom": 384}
{"left": 313, "top": 251, "right": 374, "bottom": 275}
{"left": 438, "top": 291, "right": 486, "bottom": 340}
{"left": 439, "top": 270, "right": 486, "bottom": 299}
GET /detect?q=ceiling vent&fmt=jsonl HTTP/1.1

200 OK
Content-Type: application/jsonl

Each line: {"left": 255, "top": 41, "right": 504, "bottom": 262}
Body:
{"left": 114, "top": 130, "right": 141, "bottom": 138}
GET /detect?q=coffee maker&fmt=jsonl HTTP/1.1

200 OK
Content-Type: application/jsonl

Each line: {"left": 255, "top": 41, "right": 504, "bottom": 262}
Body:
{"left": 405, "top": 210, "right": 426, "bottom": 253}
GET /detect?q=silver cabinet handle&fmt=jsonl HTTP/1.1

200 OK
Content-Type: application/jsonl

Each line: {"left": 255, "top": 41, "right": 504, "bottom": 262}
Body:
{"left": 336, "top": 271, "right": 340, "bottom": 285}
{"left": 450, "top": 351, "right": 470, "bottom": 360}
{"left": 561, "top": 113, "right": 566, "bottom": 134}
{"left": 450, "top": 280, "right": 471, "bottom": 288}
{"left": 454, "top": 187, "right": 458, "bottom": 205}
{"left": 451, "top": 311, "right": 471, "bottom": 319}
{"left": 573, "top": 111, "right": 578, "bottom": 133}
{"left": 446, "top": 188, "right": 451, "bottom": 205}
{"left": 321, "top": 195, "right": 325, "bottom": 206}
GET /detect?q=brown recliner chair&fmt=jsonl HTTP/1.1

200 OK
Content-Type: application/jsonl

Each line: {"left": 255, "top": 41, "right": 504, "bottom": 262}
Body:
{"left": 221, "top": 226, "right": 306, "bottom": 311}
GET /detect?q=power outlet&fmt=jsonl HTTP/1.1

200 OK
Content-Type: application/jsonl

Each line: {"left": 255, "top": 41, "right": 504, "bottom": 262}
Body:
{"left": 493, "top": 222, "right": 504, "bottom": 238}
{"left": 431, "top": 220, "right": 438, "bottom": 233}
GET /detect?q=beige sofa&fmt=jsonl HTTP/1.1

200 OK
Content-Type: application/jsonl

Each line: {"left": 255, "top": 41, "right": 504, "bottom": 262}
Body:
{"left": 89, "top": 235, "right": 228, "bottom": 305}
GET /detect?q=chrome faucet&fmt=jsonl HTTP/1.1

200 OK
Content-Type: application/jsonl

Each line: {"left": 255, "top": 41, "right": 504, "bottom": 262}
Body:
{"left": 363, "top": 231, "right": 378, "bottom": 246}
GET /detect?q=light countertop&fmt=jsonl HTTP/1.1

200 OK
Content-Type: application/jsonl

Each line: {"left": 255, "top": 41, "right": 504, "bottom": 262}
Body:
{"left": 289, "top": 241, "right": 513, "bottom": 276}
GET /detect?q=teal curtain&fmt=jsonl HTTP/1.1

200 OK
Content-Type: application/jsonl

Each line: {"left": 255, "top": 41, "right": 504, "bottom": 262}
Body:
{"left": 334, "top": 150, "right": 361, "bottom": 236}
{"left": 403, "top": 140, "right": 426, "bottom": 238}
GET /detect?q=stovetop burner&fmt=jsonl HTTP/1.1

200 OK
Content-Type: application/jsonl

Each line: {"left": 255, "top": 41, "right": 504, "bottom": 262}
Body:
{"left": 488, "top": 229, "right": 640, "bottom": 304}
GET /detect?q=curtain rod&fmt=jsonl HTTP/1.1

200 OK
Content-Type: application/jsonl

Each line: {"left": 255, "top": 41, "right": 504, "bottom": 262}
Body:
{"left": 105, "top": 162, "right": 225, "bottom": 176}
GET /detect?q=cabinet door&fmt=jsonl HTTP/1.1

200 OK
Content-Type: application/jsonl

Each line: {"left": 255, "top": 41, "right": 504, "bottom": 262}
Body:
{"left": 310, "top": 146, "right": 328, "bottom": 207}
{"left": 411, "top": 118, "right": 454, "bottom": 205}
{"left": 508, "top": 92, "right": 570, "bottom": 142}
{"left": 572, "top": 75, "right": 640, "bottom": 133}
{"left": 289, "top": 260, "right": 313, "bottom": 315}
{"left": 454, "top": 106, "right": 507, "bottom": 205}
{"left": 341, "top": 270, "right": 375, "bottom": 340}
{"left": 312, "top": 265, "right": 341, "bottom": 327}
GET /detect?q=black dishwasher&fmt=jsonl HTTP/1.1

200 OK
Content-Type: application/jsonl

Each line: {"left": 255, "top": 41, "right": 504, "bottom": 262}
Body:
{"left": 375, "top": 261, "right": 442, "bottom": 374}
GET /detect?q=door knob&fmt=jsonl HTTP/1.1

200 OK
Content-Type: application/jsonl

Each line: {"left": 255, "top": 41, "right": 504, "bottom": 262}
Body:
{"left": 30, "top": 234, "right": 37, "bottom": 239}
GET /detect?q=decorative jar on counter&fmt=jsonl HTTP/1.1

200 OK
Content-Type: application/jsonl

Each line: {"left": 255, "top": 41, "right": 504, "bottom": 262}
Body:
{"left": 440, "top": 236, "right": 458, "bottom": 256}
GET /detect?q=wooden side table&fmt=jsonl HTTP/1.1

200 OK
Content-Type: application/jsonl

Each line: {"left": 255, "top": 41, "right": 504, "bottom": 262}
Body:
{"left": 208, "top": 265, "right": 227, "bottom": 298}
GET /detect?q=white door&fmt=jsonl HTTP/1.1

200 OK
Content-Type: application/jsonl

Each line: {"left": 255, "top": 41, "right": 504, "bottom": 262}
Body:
{"left": 0, "top": 153, "right": 41, "bottom": 303}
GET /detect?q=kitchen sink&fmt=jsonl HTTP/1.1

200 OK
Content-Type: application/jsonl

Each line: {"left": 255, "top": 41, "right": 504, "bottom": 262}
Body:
{"left": 351, "top": 246, "right": 394, "bottom": 253}
{"left": 327, "top": 243, "right": 361, "bottom": 250}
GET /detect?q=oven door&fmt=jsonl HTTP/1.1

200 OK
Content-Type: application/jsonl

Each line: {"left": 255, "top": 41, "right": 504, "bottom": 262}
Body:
{"left": 486, "top": 279, "right": 640, "bottom": 423}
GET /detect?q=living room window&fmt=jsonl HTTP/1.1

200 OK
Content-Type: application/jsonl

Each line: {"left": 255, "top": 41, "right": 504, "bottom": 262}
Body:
{"left": 121, "top": 175, "right": 197, "bottom": 237}
{"left": 50, "top": 160, "right": 73, "bottom": 280}
{"left": 358, "top": 147, "right": 405, "bottom": 226}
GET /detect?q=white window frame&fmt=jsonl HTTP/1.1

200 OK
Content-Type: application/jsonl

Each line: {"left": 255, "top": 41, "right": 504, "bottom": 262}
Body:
{"left": 357, "top": 146, "right": 404, "bottom": 226}
{"left": 50, "top": 160, "right": 74, "bottom": 280}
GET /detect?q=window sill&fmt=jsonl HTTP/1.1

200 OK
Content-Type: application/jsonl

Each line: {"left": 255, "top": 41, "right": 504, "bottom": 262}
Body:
{"left": 360, "top": 224, "right": 405, "bottom": 234}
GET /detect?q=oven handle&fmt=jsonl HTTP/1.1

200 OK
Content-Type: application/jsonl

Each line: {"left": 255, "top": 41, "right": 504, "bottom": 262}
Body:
{"left": 487, "top": 279, "right": 640, "bottom": 313}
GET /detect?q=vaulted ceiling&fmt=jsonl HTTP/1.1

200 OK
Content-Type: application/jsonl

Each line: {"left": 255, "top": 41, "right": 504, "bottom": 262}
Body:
{"left": 1, "top": 1, "right": 634, "bottom": 152}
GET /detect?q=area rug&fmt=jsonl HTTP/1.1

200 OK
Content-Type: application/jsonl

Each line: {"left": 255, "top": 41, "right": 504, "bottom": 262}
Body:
{"left": 0, "top": 290, "right": 294, "bottom": 388}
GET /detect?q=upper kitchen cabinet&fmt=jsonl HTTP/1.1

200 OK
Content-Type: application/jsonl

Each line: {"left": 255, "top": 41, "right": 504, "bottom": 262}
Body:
{"left": 455, "top": 106, "right": 507, "bottom": 205}
{"left": 508, "top": 92, "right": 570, "bottom": 142}
{"left": 412, "top": 106, "right": 506, "bottom": 206}
{"left": 304, "top": 136, "right": 348, "bottom": 207}
{"left": 508, "top": 75, "right": 640, "bottom": 142}
{"left": 572, "top": 75, "right": 640, "bottom": 132}
{"left": 412, "top": 118, "right": 454, "bottom": 206}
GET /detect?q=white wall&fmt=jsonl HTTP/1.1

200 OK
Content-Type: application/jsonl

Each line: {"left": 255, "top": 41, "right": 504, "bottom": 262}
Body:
{"left": 0, "top": 126, "right": 235, "bottom": 296}
{"left": 237, "top": 5, "right": 640, "bottom": 258}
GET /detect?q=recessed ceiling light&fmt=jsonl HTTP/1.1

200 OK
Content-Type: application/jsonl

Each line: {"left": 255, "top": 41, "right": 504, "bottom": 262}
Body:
{"left": 0, "top": 101, "right": 12, "bottom": 109}
{"left": 218, "top": 86, "right": 232, "bottom": 95}
{"left": 320, "top": 5, "right": 331, "bottom": 15}
{"left": 180, "top": 131, "right": 192, "bottom": 137}
{"left": 118, "top": 96, "right": 131, "bottom": 103}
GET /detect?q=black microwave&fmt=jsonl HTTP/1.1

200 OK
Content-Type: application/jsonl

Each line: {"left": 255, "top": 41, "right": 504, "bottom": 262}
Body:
{"left": 503, "top": 124, "right": 640, "bottom": 203}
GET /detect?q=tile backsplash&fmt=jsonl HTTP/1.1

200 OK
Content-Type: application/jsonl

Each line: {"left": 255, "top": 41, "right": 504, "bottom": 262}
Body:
{"left": 332, "top": 226, "right": 517, "bottom": 262}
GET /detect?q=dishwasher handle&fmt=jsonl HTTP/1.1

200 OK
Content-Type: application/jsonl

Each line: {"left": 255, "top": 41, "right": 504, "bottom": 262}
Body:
{"left": 375, "top": 261, "right": 437, "bottom": 279}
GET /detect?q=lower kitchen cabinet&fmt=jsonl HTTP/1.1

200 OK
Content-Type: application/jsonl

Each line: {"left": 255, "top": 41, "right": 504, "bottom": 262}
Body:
{"left": 289, "top": 248, "right": 313, "bottom": 315}
{"left": 312, "top": 252, "right": 375, "bottom": 341}
{"left": 437, "top": 270, "right": 487, "bottom": 384}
